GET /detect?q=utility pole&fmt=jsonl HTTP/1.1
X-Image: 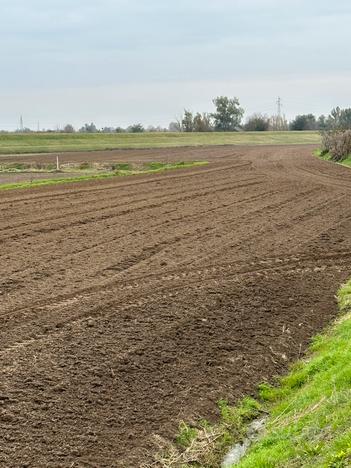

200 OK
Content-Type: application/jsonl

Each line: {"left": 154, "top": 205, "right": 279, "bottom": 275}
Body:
{"left": 275, "top": 97, "right": 285, "bottom": 131}
{"left": 20, "top": 115, "right": 24, "bottom": 132}
{"left": 37, "top": 121, "right": 40, "bottom": 132}
{"left": 277, "top": 97, "right": 282, "bottom": 119}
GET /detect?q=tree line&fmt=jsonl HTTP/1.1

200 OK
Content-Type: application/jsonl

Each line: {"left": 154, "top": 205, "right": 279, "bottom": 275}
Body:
{"left": 172, "top": 99, "right": 351, "bottom": 133}
{"left": 6, "top": 97, "right": 351, "bottom": 134}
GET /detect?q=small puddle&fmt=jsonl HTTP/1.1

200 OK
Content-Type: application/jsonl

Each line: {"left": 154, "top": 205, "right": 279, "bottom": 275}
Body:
{"left": 221, "top": 418, "right": 266, "bottom": 467}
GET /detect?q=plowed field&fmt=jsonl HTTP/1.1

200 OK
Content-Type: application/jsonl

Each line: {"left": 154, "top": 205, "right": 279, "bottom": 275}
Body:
{"left": 1, "top": 145, "right": 351, "bottom": 467}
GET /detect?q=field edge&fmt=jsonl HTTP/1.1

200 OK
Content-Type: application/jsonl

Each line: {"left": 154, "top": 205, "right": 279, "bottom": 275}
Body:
{"left": 235, "top": 277, "right": 351, "bottom": 467}
{"left": 146, "top": 277, "right": 351, "bottom": 468}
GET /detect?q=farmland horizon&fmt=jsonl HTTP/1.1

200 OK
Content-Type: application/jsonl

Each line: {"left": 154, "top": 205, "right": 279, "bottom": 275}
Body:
{"left": 2, "top": 1, "right": 351, "bottom": 467}
{"left": 1, "top": 82, "right": 350, "bottom": 132}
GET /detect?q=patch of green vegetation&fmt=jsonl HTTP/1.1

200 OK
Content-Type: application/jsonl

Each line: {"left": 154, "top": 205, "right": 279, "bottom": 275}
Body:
{"left": 176, "top": 422, "right": 199, "bottom": 449}
{"left": 341, "top": 156, "right": 351, "bottom": 167}
{"left": 0, "top": 161, "right": 208, "bottom": 191}
{"left": 151, "top": 398, "right": 263, "bottom": 467}
{"left": 0, "top": 162, "right": 28, "bottom": 171}
{"left": 0, "top": 162, "right": 60, "bottom": 173}
{"left": 0, "top": 131, "right": 320, "bottom": 155}
{"left": 113, "top": 161, "right": 207, "bottom": 177}
{"left": 0, "top": 174, "right": 113, "bottom": 190}
{"left": 315, "top": 149, "right": 351, "bottom": 168}
{"left": 145, "top": 161, "right": 170, "bottom": 170}
{"left": 145, "top": 161, "right": 195, "bottom": 171}
{"left": 236, "top": 278, "right": 351, "bottom": 468}
{"left": 111, "top": 162, "right": 132, "bottom": 171}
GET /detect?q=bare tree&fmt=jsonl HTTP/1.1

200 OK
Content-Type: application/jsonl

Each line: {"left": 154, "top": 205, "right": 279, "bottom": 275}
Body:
{"left": 193, "top": 113, "right": 213, "bottom": 132}
{"left": 244, "top": 114, "right": 269, "bottom": 131}
{"left": 168, "top": 121, "right": 182, "bottom": 132}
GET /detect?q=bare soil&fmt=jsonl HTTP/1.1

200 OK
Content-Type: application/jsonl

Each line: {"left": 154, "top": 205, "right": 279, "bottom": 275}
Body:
{"left": 1, "top": 145, "right": 351, "bottom": 467}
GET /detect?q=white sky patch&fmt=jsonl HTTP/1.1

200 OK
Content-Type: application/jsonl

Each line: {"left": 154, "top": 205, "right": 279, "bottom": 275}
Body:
{"left": 0, "top": 0, "right": 350, "bottom": 128}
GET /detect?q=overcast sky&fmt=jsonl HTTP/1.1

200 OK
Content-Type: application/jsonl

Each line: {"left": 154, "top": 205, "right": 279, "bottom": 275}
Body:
{"left": 1, "top": 0, "right": 350, "bottom": 129}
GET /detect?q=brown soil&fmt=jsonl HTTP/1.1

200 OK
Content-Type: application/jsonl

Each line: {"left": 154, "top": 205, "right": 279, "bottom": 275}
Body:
{"left": 1, "top": 145, "right": 351, "bottom": 467}
{"left": 0, "top": 144, "right": 305, "bottom": 165}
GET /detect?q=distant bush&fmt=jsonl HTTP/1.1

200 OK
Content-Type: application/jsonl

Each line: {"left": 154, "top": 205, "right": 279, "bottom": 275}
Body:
{"left": 79, "top": 122, "right": 98, "bottom": 133}
{"left": 244, "top": 113, "right": 270, "bottom": 131}
{"left": 322, "top": 130, "right": 351, "bottom": 161}
{"left": 290, "top": 114, "right": 317, "bottom": 131}
{"left": 63, "top": 124, "right": 75, "bottom": 133}
{"left": 127, "top": 123, "right": 144, "bottom": 133}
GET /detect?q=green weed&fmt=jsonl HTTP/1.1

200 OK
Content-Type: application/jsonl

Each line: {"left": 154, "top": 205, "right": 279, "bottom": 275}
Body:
{"left": 236, "top": 278, "right": 351, "bottom": 468}
{"left": 176, "top": 422, "right": 198, "bottom": 448}
{"left": 0, "top": 161, "right": 208, "bottom": 191}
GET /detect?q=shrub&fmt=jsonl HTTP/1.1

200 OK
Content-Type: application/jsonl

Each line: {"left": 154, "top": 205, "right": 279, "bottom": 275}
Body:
{"left": 244, "top": 114, "right": 270, "bottom": 131}
{"left": 290, "top": 114, "right": 317, "bottom": 131}
{"left": 127, "top": 123, "right": 144, "bottom": 133}
{"left": 322, "top": 130, "right": 351, "bottom": 162}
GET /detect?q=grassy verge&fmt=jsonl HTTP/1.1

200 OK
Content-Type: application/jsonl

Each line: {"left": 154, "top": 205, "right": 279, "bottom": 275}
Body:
{"left": 315, "top": 150, "right": 351, "bottom": 168}
{"left": 146, "top": 398, "right": 263, "bottom": 468}
{"left": 149, "top": 279, "right": 351, "bottom": 468}
{"left": 0, "top": 161, "right": 207, "bottom": 191}
{"left": 0, "top": 131, "right": 320, "bottom": 155}
{"left": 236, "top": 279, "right": 351, "bottom": 467}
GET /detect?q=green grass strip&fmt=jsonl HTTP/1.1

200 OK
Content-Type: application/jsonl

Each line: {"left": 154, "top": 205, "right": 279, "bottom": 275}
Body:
{"left": 340, "top": 157, "right": 351, "bottom": 168}
{"left": 236, "top": 278, "right": 351, "bottom": 468}
{"left": 0, "top": 161, "right": 207, "bottom": 191}
{"left": 315, "top": 150, "right": 351, "bottom": 169}
{"left": 0, "top": 131, "right": 320, "bottom": 155}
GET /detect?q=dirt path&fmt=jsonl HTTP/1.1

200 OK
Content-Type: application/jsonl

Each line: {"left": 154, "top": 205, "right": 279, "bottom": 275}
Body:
{"left": 1, "top": 145, "right": 351, "bottom": 467}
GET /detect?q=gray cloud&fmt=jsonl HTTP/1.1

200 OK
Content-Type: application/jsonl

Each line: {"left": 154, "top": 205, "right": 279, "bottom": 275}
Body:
{"left": 1, "top": 0, "right": 350, "bottom": 128}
